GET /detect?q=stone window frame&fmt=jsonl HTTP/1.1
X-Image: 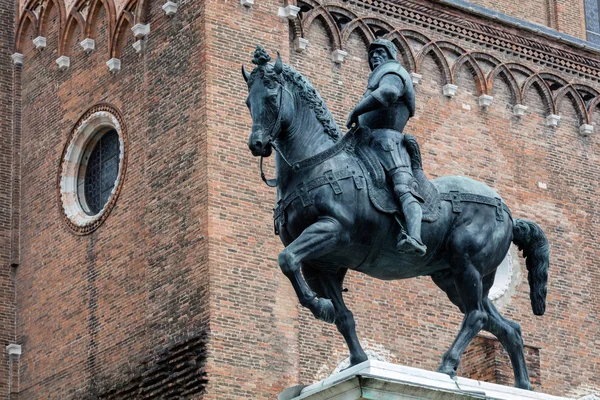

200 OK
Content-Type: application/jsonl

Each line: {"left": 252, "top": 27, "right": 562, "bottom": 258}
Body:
{"left": 58, "top": 104, "right": 128, "bottom": 235}
{"left": 585, "top": 0, "right": 600, "bottom": 45}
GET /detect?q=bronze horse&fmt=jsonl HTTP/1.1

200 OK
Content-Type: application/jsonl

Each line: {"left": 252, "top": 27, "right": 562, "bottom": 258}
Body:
{"left": 243, "top": 48, "right": 549, "bottom": 390}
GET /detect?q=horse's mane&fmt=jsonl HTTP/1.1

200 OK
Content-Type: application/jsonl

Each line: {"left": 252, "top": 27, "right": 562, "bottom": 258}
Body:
{"left": 250, "top": 63, "right": 342, "bottom": 142}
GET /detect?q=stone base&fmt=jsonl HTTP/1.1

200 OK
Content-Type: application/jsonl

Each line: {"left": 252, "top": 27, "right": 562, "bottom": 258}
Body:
{"left": 279, "top": 360, "right": 573, "bottom": 400}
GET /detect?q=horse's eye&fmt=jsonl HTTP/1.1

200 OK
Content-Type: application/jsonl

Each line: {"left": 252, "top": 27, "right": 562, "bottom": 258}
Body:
{"left": 264, "top": 79, "right": 276, "bottom": 89}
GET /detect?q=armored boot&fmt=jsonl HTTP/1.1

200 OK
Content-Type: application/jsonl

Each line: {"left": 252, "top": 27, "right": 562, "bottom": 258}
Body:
{"left": 396, "top": 193, "right": 427, "bottom": 256}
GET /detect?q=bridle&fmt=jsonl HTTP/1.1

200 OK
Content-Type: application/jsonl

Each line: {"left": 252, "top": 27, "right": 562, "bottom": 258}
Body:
{"left": 258, "top": 81, "right": 293, "bottom": 187}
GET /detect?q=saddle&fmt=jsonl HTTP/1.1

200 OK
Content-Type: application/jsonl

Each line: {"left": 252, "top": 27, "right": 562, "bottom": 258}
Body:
{"left": 273, "top": 127, "right": 441, "bottom": 225}
{"left": 352, "top": 127, "right": 441, "bottom": 222}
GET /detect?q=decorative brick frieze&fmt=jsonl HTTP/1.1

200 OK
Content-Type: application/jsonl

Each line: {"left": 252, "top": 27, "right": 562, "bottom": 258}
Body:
{"left": 344, "top": 0, "right": 600, "bottom": 80}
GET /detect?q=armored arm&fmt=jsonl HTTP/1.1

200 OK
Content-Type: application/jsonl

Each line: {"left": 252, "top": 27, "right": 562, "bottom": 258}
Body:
{"left": 346, "top": 74, "right": 405, "bottom": 128}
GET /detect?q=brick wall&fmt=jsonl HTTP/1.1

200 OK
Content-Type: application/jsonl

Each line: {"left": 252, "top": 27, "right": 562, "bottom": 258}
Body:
{"left": 13, "top": 0, "right": 210, "bottom": 398}
{"left": 462, "top": 0, "right": 586, "bottom": 39}
{"left": 9, "top": 0, "right": 600, "bottom": 399}
{"left": 0, "top": 0, "right": 16, "bottom": 399}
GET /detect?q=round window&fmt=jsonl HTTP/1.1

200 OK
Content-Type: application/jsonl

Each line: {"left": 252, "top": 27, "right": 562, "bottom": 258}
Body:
{"left": 58, "top": 104, "right": 127, "bottom": 234}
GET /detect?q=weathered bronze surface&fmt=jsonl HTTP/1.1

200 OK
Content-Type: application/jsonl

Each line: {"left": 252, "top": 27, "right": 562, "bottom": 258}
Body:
{"left": 243, "top": 43, "right": 549, "bottom": 390}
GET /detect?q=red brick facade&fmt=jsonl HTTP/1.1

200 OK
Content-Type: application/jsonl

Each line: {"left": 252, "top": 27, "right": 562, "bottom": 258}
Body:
{"left": 5, "top": 0, "right": 600, "bottom": 399}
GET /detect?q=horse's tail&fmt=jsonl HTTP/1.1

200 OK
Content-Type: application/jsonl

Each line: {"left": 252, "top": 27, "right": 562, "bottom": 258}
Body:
{"left": 512, "top": 218, "right": 549, "bottom": 316}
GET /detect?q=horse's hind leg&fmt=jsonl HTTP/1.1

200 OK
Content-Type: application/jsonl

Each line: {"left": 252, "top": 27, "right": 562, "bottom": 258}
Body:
{"left": 320, "top": 269, "right": 368, "bottom": 366}
{"left": 437, "top": 260, "right": 488, "bottom": 378}
{"left": 483, "top": 297, "right": 532, "bottom": 390}
{"left": 278, "top": 218, "right": 349, "bottom": 324}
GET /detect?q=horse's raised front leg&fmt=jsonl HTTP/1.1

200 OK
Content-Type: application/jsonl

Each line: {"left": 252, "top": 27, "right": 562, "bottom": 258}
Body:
{"left": 320, "top": 269, "right": 368, "bottom": 367}
{"left": 278, "top": 217, "right": 349, "bottom": 323}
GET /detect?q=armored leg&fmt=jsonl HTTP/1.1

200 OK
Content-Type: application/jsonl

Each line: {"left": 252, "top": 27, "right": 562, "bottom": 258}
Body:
{"left": 391, "top": 169, "right": 426, "bottom": 256}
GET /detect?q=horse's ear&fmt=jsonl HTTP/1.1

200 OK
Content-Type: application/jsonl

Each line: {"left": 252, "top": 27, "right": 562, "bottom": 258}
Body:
{"left": 242, "top": 65, "right": 250, "bottom": 83}
{"left": 274, "top": 52, "right": 283, "bottom": 75}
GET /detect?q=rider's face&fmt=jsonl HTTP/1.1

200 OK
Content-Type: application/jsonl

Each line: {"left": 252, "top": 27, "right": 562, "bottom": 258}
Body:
{"left": 369, "top": 47, "right": 389, "bottom": 69}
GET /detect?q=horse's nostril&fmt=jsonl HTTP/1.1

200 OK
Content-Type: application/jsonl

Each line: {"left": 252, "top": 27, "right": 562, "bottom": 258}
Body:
{"left": 256, "top": 141, "right": 263, "bottom": 149}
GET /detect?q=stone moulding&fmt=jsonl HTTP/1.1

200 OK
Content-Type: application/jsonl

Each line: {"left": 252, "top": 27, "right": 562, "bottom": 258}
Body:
{"left": 162, "top": 1, "right": 179, "bottom": 16}
{"left": 281, "top": 360, "right": 572, "bottom": 400}
{"left": 294, "top": 37, "right": 309, "bottom": 52}
{"left": 57, "top": 104, "right": 128, "bottom": 235}
{"left": 478, "top": 94, "right": 493, "bottom": 107}
{"left": 331, "top": 49, "right": 348, "bottom": 63}
{"left": 409, "top": 72, "right": 422, "bottom": 85}
{"left": 80, "top": 38, "right": 95, "bottom": 53}
{"left": 56, "top": 56, "right": 70, "bottom": 70}
{"left": 11, "top": 53, "right": 23, "bottom": 66}
{"left": 442, "top": 83, "right": 458, "bottom": 97}
{"left": 279, "top": 5, "right": 301, "bottom": 19}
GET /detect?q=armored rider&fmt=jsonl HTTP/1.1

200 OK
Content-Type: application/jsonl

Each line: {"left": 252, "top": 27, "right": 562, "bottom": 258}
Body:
{"left": 346, "top": 39, "right": 426, "bottom": 256}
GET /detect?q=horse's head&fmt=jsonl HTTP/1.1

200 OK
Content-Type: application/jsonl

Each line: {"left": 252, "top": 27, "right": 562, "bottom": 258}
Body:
{"left": 243, "top": 46, "right": 294, "bottom": 157}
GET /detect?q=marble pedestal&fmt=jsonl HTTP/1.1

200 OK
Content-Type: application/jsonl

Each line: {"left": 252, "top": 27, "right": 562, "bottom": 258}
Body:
{"left": 279, "top": 360, "right": 585, "bottom": 400}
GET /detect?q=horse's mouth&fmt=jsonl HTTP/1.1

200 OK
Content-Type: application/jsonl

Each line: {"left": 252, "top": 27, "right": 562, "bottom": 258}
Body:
{"left": 250, "top": 143, "right": 273, "bottom": 157}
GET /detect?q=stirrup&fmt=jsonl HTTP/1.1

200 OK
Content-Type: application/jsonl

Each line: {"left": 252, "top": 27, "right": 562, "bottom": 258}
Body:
{"left": 396, "top": 233, "right": 427, "bottom": 256}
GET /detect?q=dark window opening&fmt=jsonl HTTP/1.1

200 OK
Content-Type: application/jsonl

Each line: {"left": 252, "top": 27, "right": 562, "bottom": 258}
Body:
{"left": 584, "top": 0, "right": 600, "bottom": 44}
{"left": 78, "top": 129, "right": 120, "bottom": 215}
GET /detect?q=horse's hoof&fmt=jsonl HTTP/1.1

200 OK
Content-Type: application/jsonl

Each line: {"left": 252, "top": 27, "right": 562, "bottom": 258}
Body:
{"left": 315, "top": 298, "right": 335, "bottom": 324}
{"left": 515, "top": 382, "right": 533, "bottom": 391}
{"left": 437, "top": 365, "right": 457, "bottom": 379}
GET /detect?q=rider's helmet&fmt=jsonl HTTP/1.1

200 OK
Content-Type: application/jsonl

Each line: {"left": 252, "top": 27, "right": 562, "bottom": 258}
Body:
{"left": 368, "top": 39, "right": 398, "bottom": 70}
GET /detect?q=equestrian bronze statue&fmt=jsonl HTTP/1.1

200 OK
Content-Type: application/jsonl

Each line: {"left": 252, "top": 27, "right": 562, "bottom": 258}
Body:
{"left": 243, "top": 43, "right": 549, "bottom": 390}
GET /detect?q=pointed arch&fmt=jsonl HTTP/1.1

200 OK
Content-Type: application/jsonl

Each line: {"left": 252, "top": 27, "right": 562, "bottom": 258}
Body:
{"left": 451, "top": 53, "right": 487, "bottom": 95}
{"left": 133, "top": 0, "right": 148, "bottom": 23}
{"left": 435, "top": 40, "right": 468, "bottom": 58}
{"left": 398, "top": 29, "right": 430, "bottom": 45}
{"left": 301, "top": 6, "right": 342, "bottom": 50}
{"left": 60, "top": 11, "right": 86, "bottom": 55}
{"left": 469, "top": 51, "right": 501, "bottom": 68}
{"left": 15, "top": 10, "right": 38, "bottom": 53}
{"left": 571, "top": 84, "right": 599, "bottom": 103}
{"left": 111, "top": 9, "right": 134, "bottom": 58}
{"left": 488, "top": 64, "right": 523, "bottom": 104}
{"left": 359, "top": 16, "right": 394, "bottom": 38}
{"left": 503, "top": 62, "right": 535, "bottom": 79}
{"left": 38, "top": 0, "right": 67, "bottom": 40}
{"left": 340, "top": 18, "right": 375, "bottom": 49}
{"left": 554, "top": 85, "right": 590, "bottom": 125}
{"left": 587, "top": 95, "right": 600, "bottom": 115}
{"left": 522, "top": 74, "right": 557, "bottom": 115}
{"left": 385, "top": 31, "right": 416, "bottom": 72}
{"left": 85, "top": 0, "right": 117, "bottom": 54}
{"left": 416, "top": 42, "right": 452, "bottom": 85}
